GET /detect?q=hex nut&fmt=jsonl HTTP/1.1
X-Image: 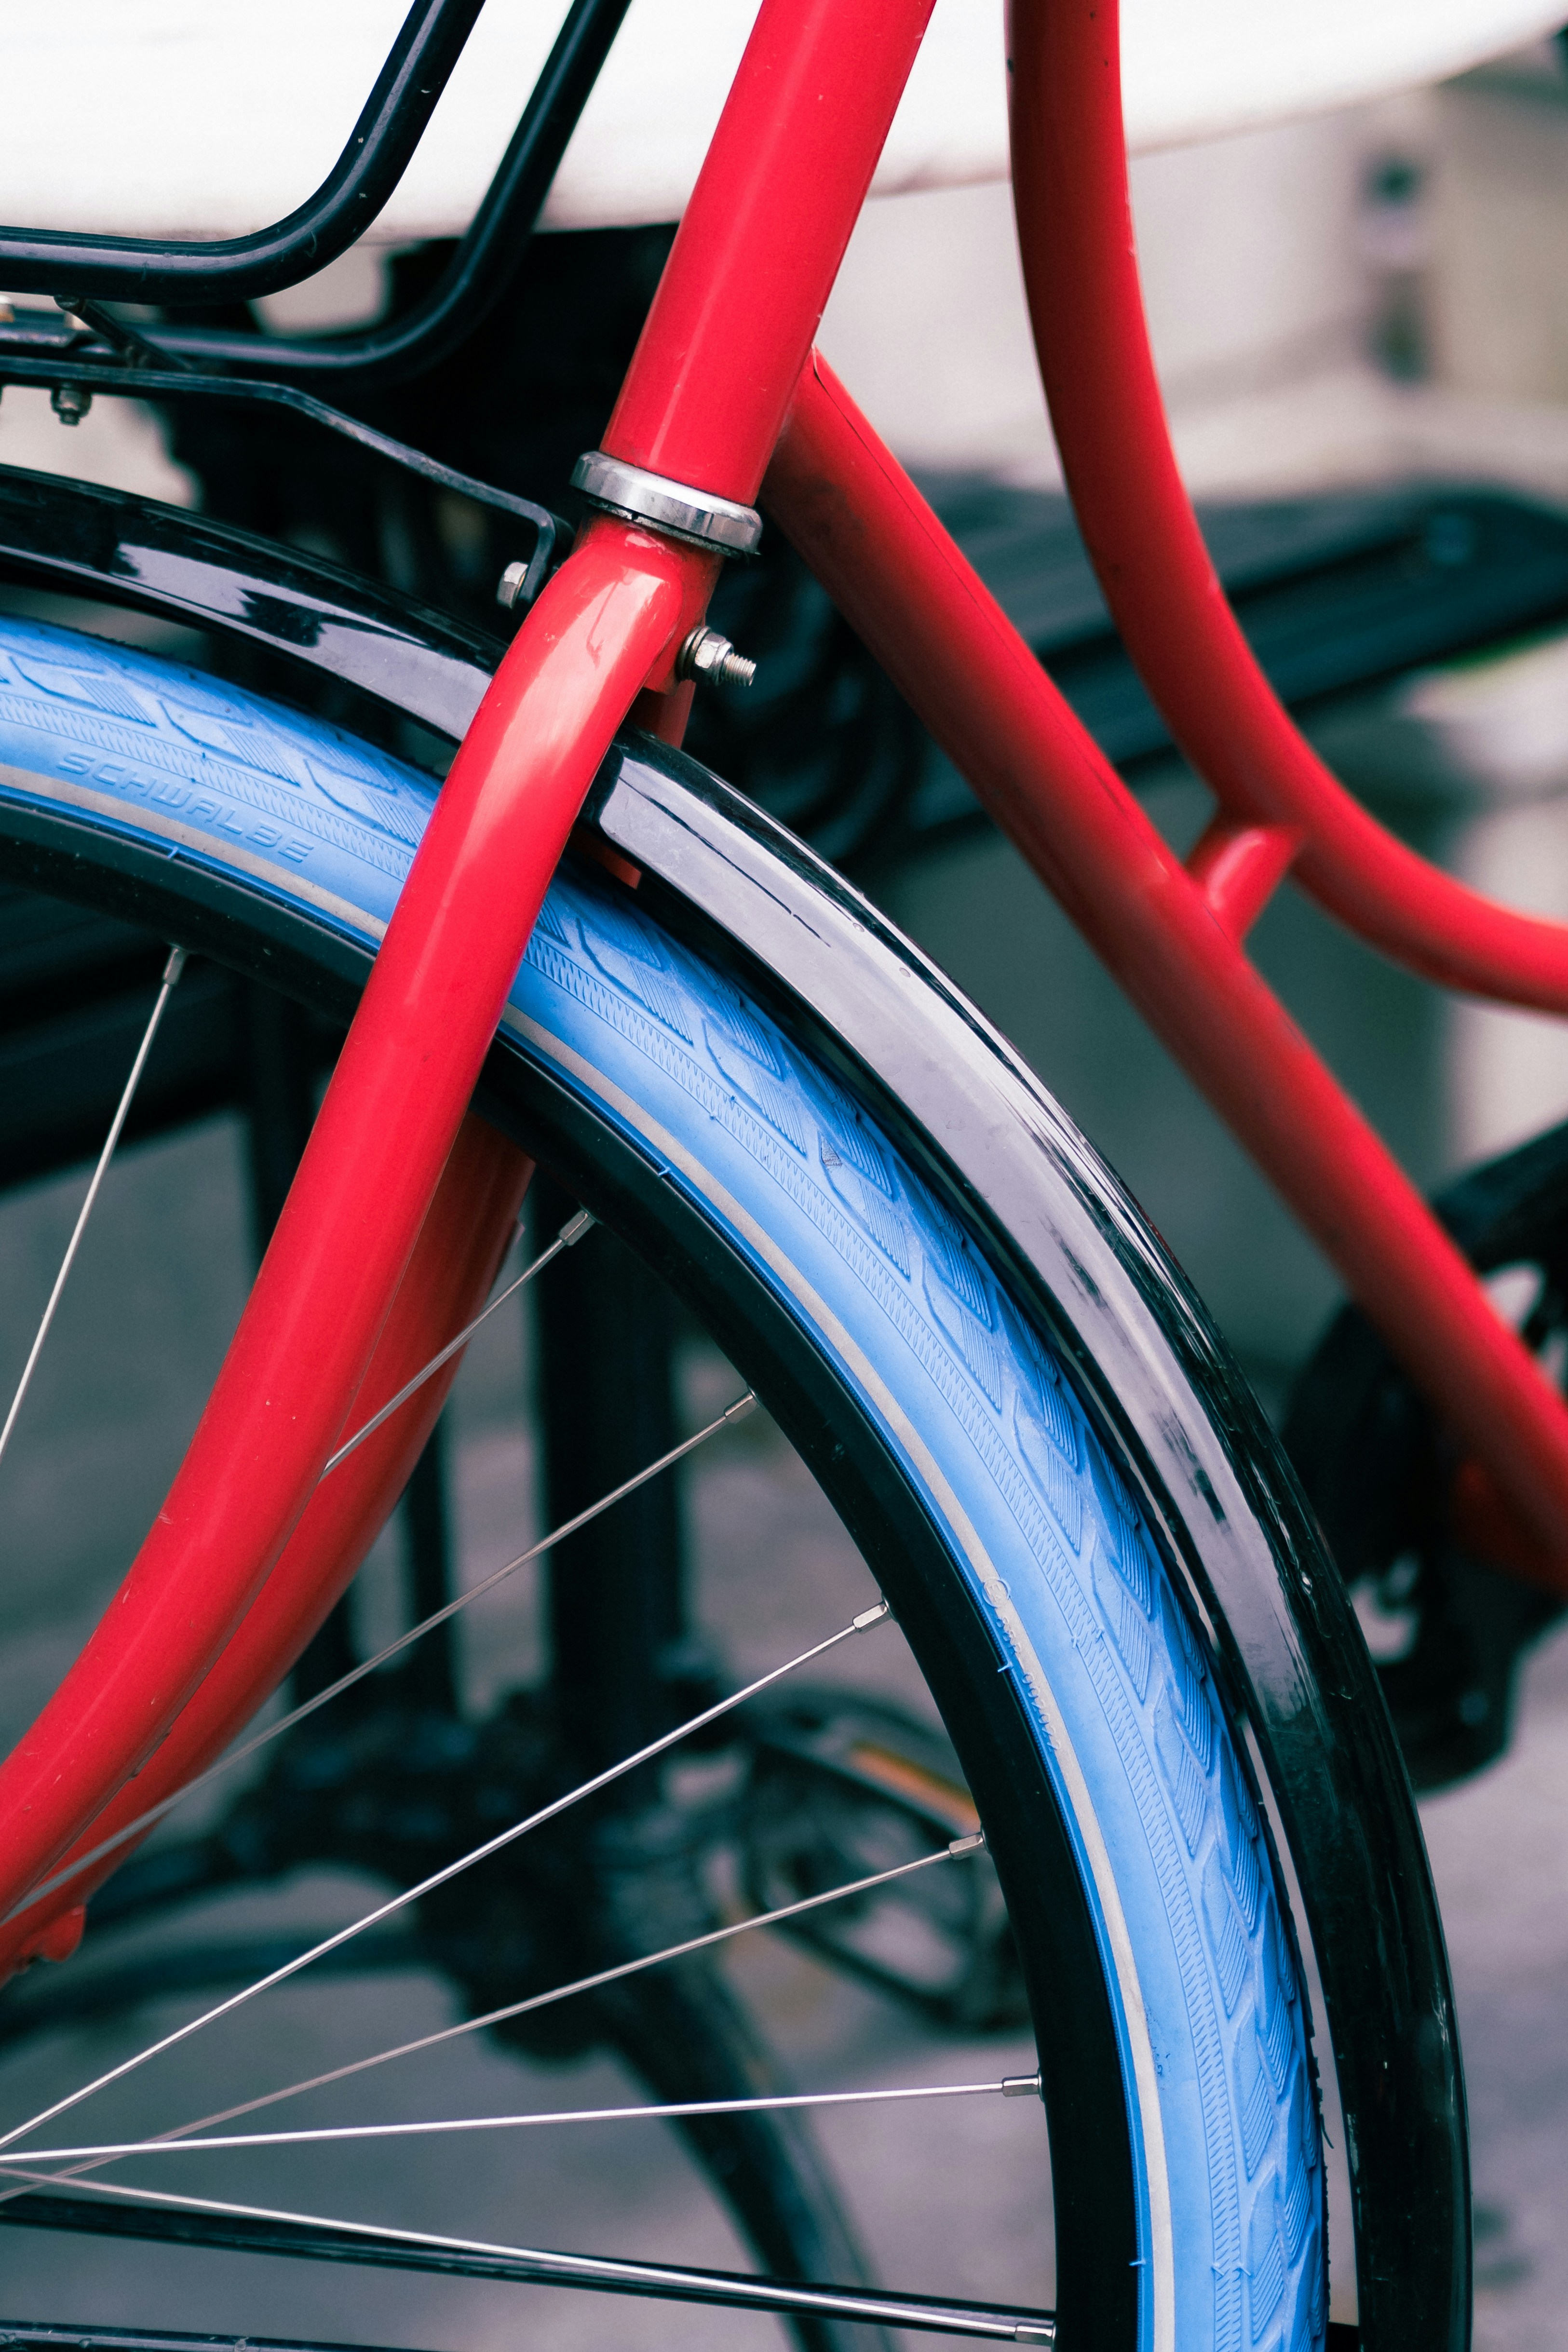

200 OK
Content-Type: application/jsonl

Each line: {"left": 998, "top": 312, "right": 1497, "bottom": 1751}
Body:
{"left": 676, "top": 625, "right": 757, "bottom": 689}
{"left": 496, "top": 559, "right": 530, "bottom": 610}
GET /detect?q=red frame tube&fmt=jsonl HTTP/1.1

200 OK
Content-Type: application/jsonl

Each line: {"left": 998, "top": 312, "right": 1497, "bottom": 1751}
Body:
{"left": 1009, "top": 0, "right": 1568, "bottom": 1015}
{"left": 604, "top": 0, "right": 938, "bottom": 501}
{"left": 0, "top": 0, "right": 933, "bottom": 1924}
{"left": 0, "top": 1117, "right": 532, "bottom": 1974}
{"left": 766, "top": 354, "right": 1568, "bottom": 1591}
{"left": 0, "top": 519, "right": 704, "bottom": 1919}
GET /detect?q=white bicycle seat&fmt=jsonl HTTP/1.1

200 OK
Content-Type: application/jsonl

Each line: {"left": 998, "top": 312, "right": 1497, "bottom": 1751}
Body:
{"left": 1, "top": 0, "right": 1560, "bottom": 245}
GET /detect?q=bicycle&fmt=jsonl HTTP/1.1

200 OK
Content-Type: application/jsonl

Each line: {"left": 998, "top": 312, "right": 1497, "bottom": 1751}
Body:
{"left": 0, "top": 2, "right": 1558, "bottom": 2348}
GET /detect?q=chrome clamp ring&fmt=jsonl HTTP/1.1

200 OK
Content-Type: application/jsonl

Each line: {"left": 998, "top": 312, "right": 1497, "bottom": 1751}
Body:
{"left": 570, "top": 451, "right": 763, "bottom": 556}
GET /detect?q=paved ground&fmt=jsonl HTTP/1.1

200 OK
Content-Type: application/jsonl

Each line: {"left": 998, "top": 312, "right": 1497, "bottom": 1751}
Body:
{"left": 1422, "top": 1624, "right": 1568, "bottom": 2350}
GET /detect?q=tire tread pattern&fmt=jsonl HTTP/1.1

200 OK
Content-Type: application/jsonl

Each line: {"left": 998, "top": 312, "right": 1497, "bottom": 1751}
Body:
{"left": 0, "top": 618, "right": 1325, "bottom": 2351}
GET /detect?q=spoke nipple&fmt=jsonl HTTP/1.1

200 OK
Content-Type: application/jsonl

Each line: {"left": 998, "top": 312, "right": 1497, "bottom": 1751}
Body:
{"left": 560, "top": 1208, "right": 596, "bottom": 1247}
{"left": 724, "top": 1391, "right": 760, "bottom": 1423}
{"left": 853, "top": 1599, "right": 892, "bottom": 1632}
{"left": 948, "top": 1830, "right": 986, "bottom": 1857}
{"left": 162, "top": 945, "right": 188, "bottom": 987}
{"left": 1014, "top": 2325, "right": 1054, "bottom": 2344}
{"left": 496, "top": 558, "right": 530, "bottom": 610}
{"left": 676, "top": 625, "right": 757, "bottom": 689}
{"left": 1001, "top": 2071, "right": 1043, "bottom": 2100}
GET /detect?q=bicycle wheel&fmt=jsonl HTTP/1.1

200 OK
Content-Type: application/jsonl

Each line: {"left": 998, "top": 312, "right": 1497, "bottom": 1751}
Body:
{"left": 0, "top": 612, "right": 1454, "bottom": 2347}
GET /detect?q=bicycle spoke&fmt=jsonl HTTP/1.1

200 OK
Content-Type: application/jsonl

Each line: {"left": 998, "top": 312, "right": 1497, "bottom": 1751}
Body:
{"left": 322, "top": 1207, "right": 596, "bottom": 1475}
{"left": 1, "top": 1388, "right": 759, "bottom": 1931}
{"left": 0, "top": 2175, "right": 1057, "bottom": 2341}
{"left": 0, "top": 946, "right": 185, "bottom": 1475}
{"left": 0, "top": 1600, "right": 890, "bottom": 2153}
{"left": 0, "top": 2325, "right": 433, "bottom": 2352}
{"left": 12, "top": 2072, "right": 1044, "bottom": 2166}
{"left": 7, "top": 1832, "right": 988, "bottom": 2209}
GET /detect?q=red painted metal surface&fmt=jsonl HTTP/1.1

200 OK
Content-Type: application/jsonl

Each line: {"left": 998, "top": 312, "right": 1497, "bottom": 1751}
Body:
{"left": 766, "top": 351, "right": 1568, "bottom": 1592}
{"left": 1186, "top": 819, "right": 1305, "bottom": 944}
{"left": 0, "top": 515, "right": 710, "bottom": 1921}
{"left": 1009, "top": 0, "right": 1568, "bottom": 1014}
{"left": 604, "top": 0, "right": 936, "bottom": 503}
{"left": 0, "top": 1117, "right": 532, "bottom": 1978}
{"left": 0, "top": 0, "right": 927, "bottom": 1926}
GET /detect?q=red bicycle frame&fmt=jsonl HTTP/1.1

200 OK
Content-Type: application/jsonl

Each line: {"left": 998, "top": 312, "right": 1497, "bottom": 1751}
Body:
{"left": 1, "top": 0, "right": 1567, "bottom": 1949}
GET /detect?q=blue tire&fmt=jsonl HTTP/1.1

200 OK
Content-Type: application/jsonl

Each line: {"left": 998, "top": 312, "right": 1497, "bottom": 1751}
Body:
{"left": 0, "top": 614, "right": 1325, "bottom": 2351}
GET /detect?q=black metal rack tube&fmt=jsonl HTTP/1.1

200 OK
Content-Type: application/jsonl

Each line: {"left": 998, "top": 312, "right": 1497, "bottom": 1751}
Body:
{"left": 0, "top": 0, "right": 635, "bottom": 392}
{"left": 0, "top": 0, "right": 488, "bottom": 304}
{"left": 156, "top": 0, "right": 639, "bottom": 389}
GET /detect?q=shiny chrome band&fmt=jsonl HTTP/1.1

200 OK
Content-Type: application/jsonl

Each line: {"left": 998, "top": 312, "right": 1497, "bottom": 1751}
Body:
{"left": 569, "top": 451, "right": 763, "bottom": 555}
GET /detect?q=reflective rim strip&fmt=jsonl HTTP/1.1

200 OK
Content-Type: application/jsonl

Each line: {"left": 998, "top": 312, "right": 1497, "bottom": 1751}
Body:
{"left": 0, "top": 769, "right": 391, "bottom": 944}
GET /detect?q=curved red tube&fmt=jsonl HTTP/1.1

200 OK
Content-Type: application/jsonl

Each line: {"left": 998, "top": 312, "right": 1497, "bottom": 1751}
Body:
{"left": 0, "top": 0, "right": 943, "bottom": 1935}
{"left": 1009, "top": 0, "right": 1568, "bottom": 1014}
{"left": 0, "top": 516, "right": 705, "bottom": 1922}
{"left": 0, "top": 1115, "right": 531, "bottom": 1978}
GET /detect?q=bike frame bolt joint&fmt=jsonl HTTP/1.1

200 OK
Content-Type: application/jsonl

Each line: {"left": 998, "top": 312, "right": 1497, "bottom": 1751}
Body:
{"left": 50, "top": 382, "right": 91, "bottom": 426}
{"left": 676, "top": 624, "right": 757, "bottom": 689}
{"left": 570, "top": 451, "right": 763, "bottom": 556}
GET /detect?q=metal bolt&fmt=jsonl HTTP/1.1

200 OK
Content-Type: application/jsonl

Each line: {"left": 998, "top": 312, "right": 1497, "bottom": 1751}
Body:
{"left": 51, "top": 383, "right": 91, "bottom": 427}
{"left": 495, "top": 559, "right": 530, "bottom": 611}
{"left": 676, "top": 625, "right": 757, "bottom": 689}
